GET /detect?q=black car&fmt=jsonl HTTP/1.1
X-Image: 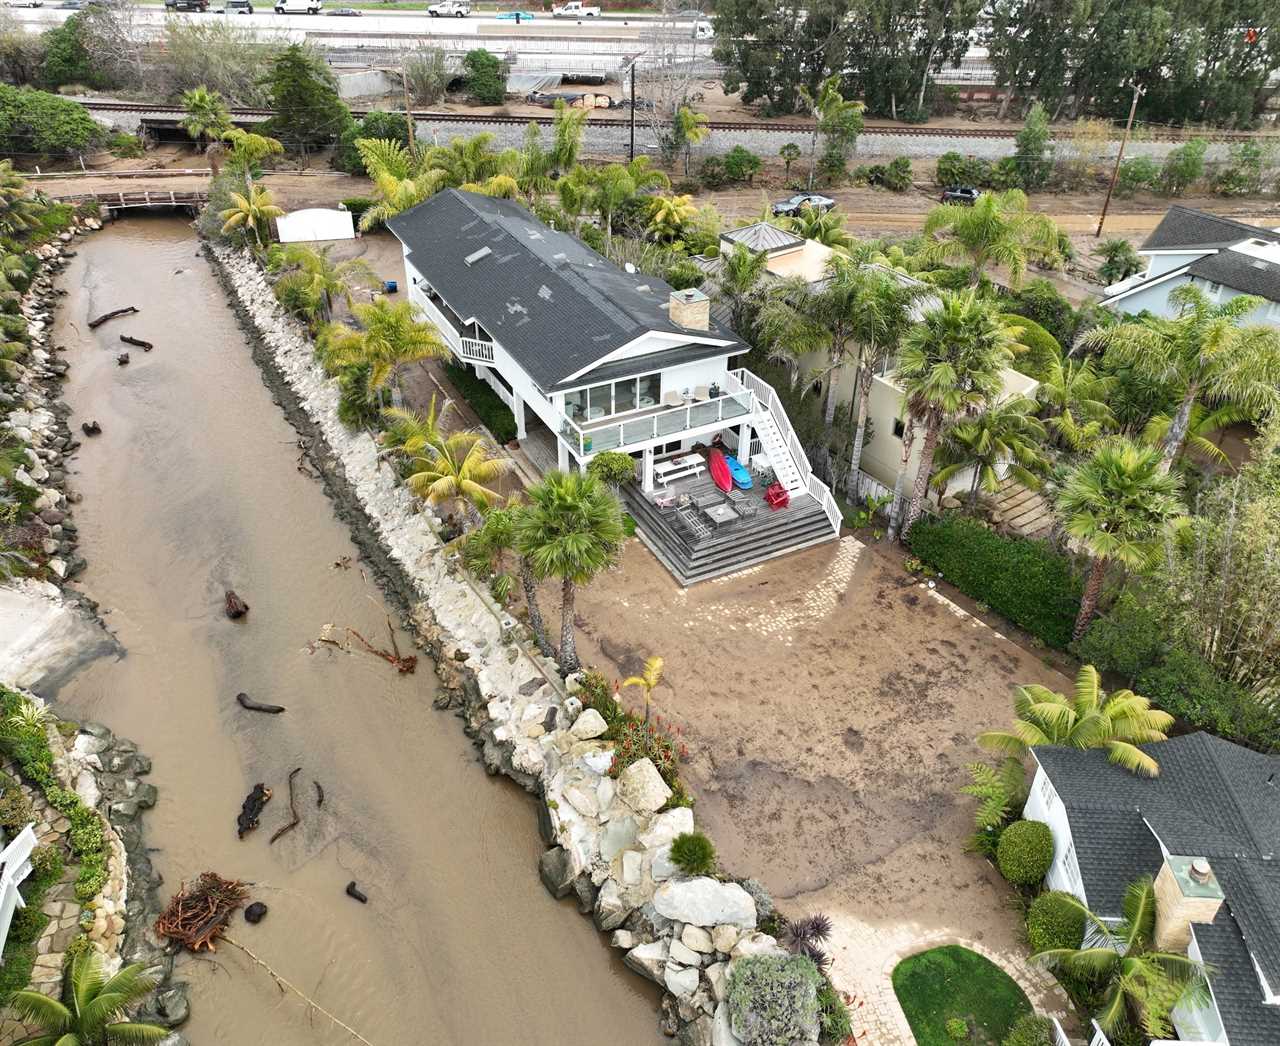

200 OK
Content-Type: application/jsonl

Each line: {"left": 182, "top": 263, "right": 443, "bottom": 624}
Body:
{"left": 770, "top": 192, "right": 836, "bottom": 218}
{"left": 939, "top": 186, "right": 981, "bottom": 205}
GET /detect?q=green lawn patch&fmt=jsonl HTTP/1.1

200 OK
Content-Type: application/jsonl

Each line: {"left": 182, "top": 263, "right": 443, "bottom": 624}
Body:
{"left": 892, "top": 945, "right": 1033, "bottom": 1045}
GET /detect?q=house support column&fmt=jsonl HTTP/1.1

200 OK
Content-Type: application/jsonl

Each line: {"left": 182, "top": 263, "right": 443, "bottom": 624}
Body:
{"left": 641, "top": 446, "right": 655, "bottom": 492}
{"left": 513, "top": 393, "right": 527, "bottom": 439}
{"left": 738, "top": 422, "right": 753, "bottom": 462}
{"left": 557, "top": 438, "right": 570, "bottom": 472}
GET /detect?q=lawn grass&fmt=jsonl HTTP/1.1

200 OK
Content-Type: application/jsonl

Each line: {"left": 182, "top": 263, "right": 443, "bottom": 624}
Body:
{"left": 892, "top": 945, "right": 1033, "bottom": 1045}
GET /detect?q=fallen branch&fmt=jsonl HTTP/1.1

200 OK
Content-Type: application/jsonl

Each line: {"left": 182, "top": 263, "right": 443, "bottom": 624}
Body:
{"left": 308, "top": 623, "right": 416, "bottom": 674}
{"left": 88, "top": 305, "right": 138, "bottom": 329}
{"left": 236, "top": 692, "right": 286, "bottom": 715}
{"left": 120, "top": 334, "right": 153, "bottom": 351}
{"left": 222, "top": 936, "right": 375, "bottom": 1046}
{"left": 313, "top": 780, "right": 325, "bottom": 807}
{"left": 269, "top": 767, "right": 302, "bottom": 845}
{"left": 155, "top": 872, "right": 249, "bottom": 952}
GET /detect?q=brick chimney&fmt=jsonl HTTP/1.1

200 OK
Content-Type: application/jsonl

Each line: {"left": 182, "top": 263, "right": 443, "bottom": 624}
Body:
{"left": 669, "top": 288, "right": 710, "bottom": 331}
{"left": 1154, "top": 855, "right": 1225, "bottom": 952}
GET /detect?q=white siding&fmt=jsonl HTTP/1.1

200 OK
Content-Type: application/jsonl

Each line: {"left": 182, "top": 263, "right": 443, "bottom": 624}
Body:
{"left": 1022, "top": 764, "right": 1087, "bottom": 903}
{"left": 1109, "top": 272, "right": 1280, "bottom": 327}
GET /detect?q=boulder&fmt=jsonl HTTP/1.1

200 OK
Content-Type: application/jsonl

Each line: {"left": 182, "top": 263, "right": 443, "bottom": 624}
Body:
{"left": 682, "top": 924, "right": 715, "bottom": 954}
{"left": 711, "top": 1001, "right": 741, "bottom": 1046}
{"left": 623, "top": 939, "right": 669, "bottom": 984}
{"left": 615, "top": 758, "right": 672, "bottom": 813}
{"left": 621, "top": 849, "right": 643, "bottom": 886}
{"left": 562, "top": 784, "right": 599, "bottom": 818}
{"left": 678, "top": 1015, "right": 714, "bottom": 1046}
{"left": 711, "top": 924, "right": 740, "bottom": 954}
{"left": 705, "top": 961, "right": 728, "bottom": 1003}
{"left": 610, "top": 929, "right": 637, "bottom": 950}
{"left": 637, "top": 806, "right": 695, "bottom": 850}
{"left": 593, "top": 879, "right": 632, "bottom": 932}
{"left": 651, "top": 844, "right": 679, "bottom": 881}
{"left": 653, "top": 878, "right": 757, "bottom": 929}
{"left": 729, "top": 931, "right": 786, "bottom": 959}
{"left": 669, "top": 938, "right": 703, "bottom": 967}
{"left": 664, "top": 962, "right": 700, "bottom": 997}
{"left": 568, "top": 707, "right": 607, "bottom": 740}
{"left": 599, "top": 814, "right": 638, "bottom": 861}
{"left": 538, "top": 846, "right": 576, "bottom": 899}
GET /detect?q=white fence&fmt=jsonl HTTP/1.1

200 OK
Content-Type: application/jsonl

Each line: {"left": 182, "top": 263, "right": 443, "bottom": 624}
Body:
{"left": 0, "top": 824, "right": 38, "bottom": 960}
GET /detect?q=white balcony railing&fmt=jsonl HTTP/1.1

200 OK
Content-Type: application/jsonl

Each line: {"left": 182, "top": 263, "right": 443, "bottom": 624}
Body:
{"left": 410, "top": 286, "right": 497, "bottom": 364}
{"left": 459, "top": 337, "right": 495, "bottom": 363}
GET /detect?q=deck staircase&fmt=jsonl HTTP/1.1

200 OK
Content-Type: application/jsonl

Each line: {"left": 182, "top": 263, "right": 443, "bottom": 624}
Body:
{"left": 752, "top": 412, "right": 805, "bottom": 492}
{"left": 989, "top": 476, "right": 1055, "bottom": 539}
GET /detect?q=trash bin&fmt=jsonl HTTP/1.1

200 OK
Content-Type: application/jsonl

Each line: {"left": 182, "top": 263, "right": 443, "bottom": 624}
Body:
{"left": 383, "top": 280, "right": 398, "bottom": 294}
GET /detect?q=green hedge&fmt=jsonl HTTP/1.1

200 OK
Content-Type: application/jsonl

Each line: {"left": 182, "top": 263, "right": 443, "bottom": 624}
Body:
{"left": 443, "top": 361, "right": 518, "bottom": 444}
{"left": 997, "top": 820, "right": 1054, "bottom": 886}
{"left": 907, "top": 515, "right": 1081, "bottom": 649}
{"left": 1026, "top": 891, "right": 1084, "bottom": 953}
{"left": 1001, "top": 313, "right": 1062, "bottom": 382}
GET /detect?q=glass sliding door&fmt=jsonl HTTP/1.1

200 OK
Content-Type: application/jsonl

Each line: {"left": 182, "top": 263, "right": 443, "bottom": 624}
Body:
{"left": 614, "top": 378, "right": 638, "bottom": 414}
{"left": 638, "top": 374, "right": 661, "bottom": 410}
{"left": 588, "top": 384, "right": 612, "bottom": 420}
{"left": 563, "top": 389, "right": 587, "bottom": 423}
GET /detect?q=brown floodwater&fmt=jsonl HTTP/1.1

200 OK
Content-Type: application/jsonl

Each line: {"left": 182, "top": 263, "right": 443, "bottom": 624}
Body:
{"left": 50, "top": 217, "right": 658, "bottom": 1046}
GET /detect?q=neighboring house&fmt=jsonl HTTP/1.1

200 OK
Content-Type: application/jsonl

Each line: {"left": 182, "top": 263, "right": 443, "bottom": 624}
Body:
{"left": 387, "top": 191, "right": 841, "bottom": 584}
{"left": 704, "top": 222, "right": 1038, "bottom": 501}
{"left": 1100, "top": 205, "right": 1280, "bottom": 326}
{"left": 1023, "top": 733, "right": 1280, "bottom": 1046}
{"left": 0, "top": 822, "right": 38, "bottom": 962}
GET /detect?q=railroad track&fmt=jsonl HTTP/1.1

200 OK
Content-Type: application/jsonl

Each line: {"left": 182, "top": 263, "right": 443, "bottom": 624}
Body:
{"left": 77, "top": 99, "right": 1280, "bottom": 142}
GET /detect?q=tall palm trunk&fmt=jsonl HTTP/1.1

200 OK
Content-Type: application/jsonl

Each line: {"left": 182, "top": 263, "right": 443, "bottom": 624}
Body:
{"left": 557, "top": 576, "right": 579, "bottom": 675}
{"left": 847, "top": 365, "right": 874, "bottom": 496}
{"left": 902, "top": 419, "right": 941, "bottom": 539}
{"left": 1074, "top": 556, "right": 1108, "bottom": 640}
{"left": 520, "top": 558, "right": 554, "bottom": 659}
{"left": 1159, "top": 387, "right": 1198, "bottom": 473}
{"left": 887, "top": 417, "right": 916, "bottom": 542}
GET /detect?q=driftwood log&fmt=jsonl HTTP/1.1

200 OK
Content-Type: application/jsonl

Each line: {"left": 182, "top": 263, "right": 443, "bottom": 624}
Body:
{"left": 224, "top": 590, "right": 249, "bottom": 619}
{"left": 236, "top": 692, "right": 286, "bottom": 715}
{"left": 120, "top": 334, "right": 153, "bottom": 351}
{"left": 88, "top": 306, "right": 138, "bottom": 329}
{"left": 269, "top": 767, "right": 302, "bottom": 845}
{"left": 154, "top": 872, "right": 248, "bottom": 952}
{"left": 345, "top": 881, "right": 368, "bottom": 904}
{"left": 313, "top": 780, "right": 325, "bottom": 808}
{"left": 236, "top": 783, "right": 271, "bottom": 839}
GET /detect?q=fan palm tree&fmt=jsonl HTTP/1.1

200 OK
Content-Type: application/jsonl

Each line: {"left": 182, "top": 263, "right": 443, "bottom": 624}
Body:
{"left": 892, "top": 291, "right": 1019, "bottom": 537}
{"left": 922, "top": 189, "right": 1062, "bottom": 287}
{"left": 463, "top": 501, "right": 554, "bottom": 658}
{"left": 978, "top": 664, "right": 1174, "bottom": 777}
{"left": 179, "top": 86, "right": 232, "bottom": 148}
{"left": 218, "top": 182, "right": 283, "bottom": 249}
{"left": 268, "top": 243, "right": 379, "bottom": 323}
{"left": 422, "top": 133, "right": 518, "bottom": 188}
{"left": 318, "top": 299, "right": 448, "bottom": 395}
{"left": 1079, "top": 284, "right": 1280, "bottom": 472}
{"left": 1140, "top": 401, "right": 1249, "bottom": 468}
{"left": 8, "top": 948, "right": 166, "bottom": 1045}
{"left": 1036, "top": 357, "right": 1117, "bottom": 451}
{"left": 1057, "top": 437, "right": 1185, "bottom": 640}
{"left": 405, "top": 430, "right": 510, "bottom": 528}
{"left": 710, "top": 242, "right": 770, "bottom": 339}
{"left": 931, "top": 395, "right": 1048, "bottom": 505}
{"left": 673, "top": 105, "right": 709, "bottom": 176}
{"left": 647, "top": 193, "right": 697, "bottom": 243}
{"left": 514, "top": 470, "right": 625, "bottom": 675}
{"left": 785, "top": 206, "right": 853, "bottom": 250}
{"left": 622, "top": 654, "right": 664, "bottom": 723}
{"left": 1034, "top": 876, "right": 1211, "bottom": 1039}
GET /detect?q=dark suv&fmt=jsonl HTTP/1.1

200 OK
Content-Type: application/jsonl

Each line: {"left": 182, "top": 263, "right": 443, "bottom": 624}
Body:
{"left": 939, "top": 186, "right": 981, "bottom": 205}
{"left": 165, "top": 0, "right": 210, "bottom": 9}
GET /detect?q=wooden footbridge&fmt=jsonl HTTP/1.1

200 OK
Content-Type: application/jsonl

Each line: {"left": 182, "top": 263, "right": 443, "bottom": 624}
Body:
{"left": 48, "top": 188, "right": 209, "bottom": 214}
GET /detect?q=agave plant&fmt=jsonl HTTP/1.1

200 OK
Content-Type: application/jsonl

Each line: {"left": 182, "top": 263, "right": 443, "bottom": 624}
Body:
{"left": 781, "top": 913, "right": 834, "bottom": 970}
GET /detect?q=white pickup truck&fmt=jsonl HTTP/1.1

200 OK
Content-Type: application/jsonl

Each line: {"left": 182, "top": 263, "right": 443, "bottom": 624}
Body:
{"left": 552, "top": 1, "right": 601, "bottom": 16}
{"left": 427, "top": 0, "right": 470, "bottom": 15}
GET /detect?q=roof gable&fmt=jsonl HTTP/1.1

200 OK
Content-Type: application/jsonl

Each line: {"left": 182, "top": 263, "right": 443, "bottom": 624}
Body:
{"left": 1142, "top": 205, "right": 1280, "bottom": 252}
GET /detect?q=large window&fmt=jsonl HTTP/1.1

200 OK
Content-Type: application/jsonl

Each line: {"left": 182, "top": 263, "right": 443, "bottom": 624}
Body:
{"left": 588, "top": 384, "right": 612, "bottom": 420}
{"left": 638, "top": 374, "right": 661, "bottom": 409}
{"left": 564, "top": 388, "right": 587, "bottom": 422}
{"left": 614, "top": 378, "right": 637, "bottom": 413}
{"left": 565, "top": 372, "right": 666, "bottom": 424}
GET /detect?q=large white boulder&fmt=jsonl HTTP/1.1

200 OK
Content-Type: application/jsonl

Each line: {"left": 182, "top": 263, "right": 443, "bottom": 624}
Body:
{"left": 664, "top": 962, "right": 701, "bottom": 997}
{"left": 623, "top": 939, "right": 669, "bottom": 983}
{"left": 653, "top": 878, "right": 757, "bottom": 929}
{"left": 637, "top": 806, "right": 695, "bottom": 850}
{"left": 569, "top": 707, "right": 608, "bottom": 739}
{"left": 615, "top": 757, "right": 672, "bottom": 813}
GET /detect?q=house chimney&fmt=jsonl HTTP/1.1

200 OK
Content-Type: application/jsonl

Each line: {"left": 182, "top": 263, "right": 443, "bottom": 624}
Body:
{"left": 1155, "top": 855, "right": 1225, "bottom": 952}
{"left": 669, "top": 288, "right": 710, "bottom": 331}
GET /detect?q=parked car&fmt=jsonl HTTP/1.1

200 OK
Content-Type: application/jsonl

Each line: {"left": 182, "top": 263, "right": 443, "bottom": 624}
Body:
{"left": 216, "top": 0, "right": 254, "bottom": 12}
{"left": 57, "top": 0, "right": 83, "bottom": 8}
{"left": 770, "top": 192, "right": 836, "bottom": 217}
{"left": 427, "top": 0, "right": 469, "bottom": 14}
{"left": 275, "top": 0, "right": 320, "bottom": 11}
{"left": 939, "top": 186, "right": 981, "bottom": 205}
{"left": 494, "top": 8, "right": 534, "bottom": 17}
{"left": 325, "top": 5, "right": 359, "bottom": 11}
{"left": 4, "top": 0, "right": 45, "bottom": 8}
{"left": 551, "top": 0, "right": 599, "bottom": 15}
{"left": 164, "top": 0, "right": 209, "bottom": 10}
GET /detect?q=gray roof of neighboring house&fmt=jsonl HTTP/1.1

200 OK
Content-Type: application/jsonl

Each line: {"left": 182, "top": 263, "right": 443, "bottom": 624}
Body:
{"left": 1033, "top": 733, "right": 1280, "bottom": 1039}
{"left": 1186, "top": 249, "right": 1280, "bottom": 303}
{"left": 1196, "top": 911, "right": 1280, "bottom": 1046}
{"left": 1141, "top": 205, "right": 1280, "bottom": 251}
{"left": 387, "top": 190, "right": 740, "bottom": 391}
{"left": 720, "top": 222, "right": 805, "bottom": 254}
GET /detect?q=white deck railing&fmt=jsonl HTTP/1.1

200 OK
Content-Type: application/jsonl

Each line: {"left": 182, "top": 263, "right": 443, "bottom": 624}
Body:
{"left": 731, "top": 368, "right": 842, "bottom": 534}
{"left": 459, "top": 337, "right": 495, "bottom": 363}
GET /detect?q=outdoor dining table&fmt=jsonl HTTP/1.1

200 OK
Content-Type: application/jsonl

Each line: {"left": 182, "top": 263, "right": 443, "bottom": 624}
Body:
{"left": 702, "top": 502, "right": 739, "bottom": 528}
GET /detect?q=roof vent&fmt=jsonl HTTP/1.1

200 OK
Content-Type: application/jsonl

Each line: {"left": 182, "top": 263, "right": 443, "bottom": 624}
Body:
{"left": 624, "top": 262, "right": 637, "bottom": 274}
{"left": 1252, "top": 260, "right": 1269, "bottom": 270}
{"left": 464, "top": 246, "right": 492, "bottom": 266}
{"left": 1189, "top": 858, "right": 1213, "bottom": 884}
{"left": 537, "top": 284, "right": 553, "bottom": 301}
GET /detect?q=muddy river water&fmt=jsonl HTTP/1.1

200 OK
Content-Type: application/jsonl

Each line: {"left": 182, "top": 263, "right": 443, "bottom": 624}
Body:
{"left": 50, "top": 218, "right": 658, "bottom": 1045}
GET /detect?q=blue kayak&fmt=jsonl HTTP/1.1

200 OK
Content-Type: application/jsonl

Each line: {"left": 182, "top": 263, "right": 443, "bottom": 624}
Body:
{"left": 724, "top": 454, "right": 753, "bottom": 489}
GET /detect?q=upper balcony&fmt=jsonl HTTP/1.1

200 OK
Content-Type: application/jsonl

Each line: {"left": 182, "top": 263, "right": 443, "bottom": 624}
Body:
{"left": 409, "top": 279, "right": 497, "bottom": 364}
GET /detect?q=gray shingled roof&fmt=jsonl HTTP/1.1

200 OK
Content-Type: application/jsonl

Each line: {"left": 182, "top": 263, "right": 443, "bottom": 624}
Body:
{"left": 1186, "top": 250, "right": 1280, "bottom": 303}
{"left": 1196, "top": 911, "right": 1280, "bottom": 1046}
{"left": 720, "top": 222, "right": 805, "bottom": 254}
{"left": 1141, "top": 205, "right": 1280, "bottom": 251}
{"left": 387, "top": 190, "right": 740, "bottom": 390}
{"left": 1034, "top": 733, "right": 1280, "bottom": 1041}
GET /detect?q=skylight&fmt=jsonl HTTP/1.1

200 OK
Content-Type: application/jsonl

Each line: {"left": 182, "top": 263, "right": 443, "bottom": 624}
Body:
{"left": 463, "top": 246, "right": 492, "bottom": 266}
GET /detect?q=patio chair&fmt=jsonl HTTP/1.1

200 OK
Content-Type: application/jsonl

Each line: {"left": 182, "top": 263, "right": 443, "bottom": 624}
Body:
{"left": 652, "top": 491, "right": 677, "bottom": 511}
{"left": 661, "top": 390, "right": 685, "bottom": 408}
{"left": 765, "top": 483, "right": 791, "bottom": 511}
{"left": 677, "top": 507, "right": 710, "bottom": 540}
{"left": 692, "top": 385, "right": 711, "bottom": 402}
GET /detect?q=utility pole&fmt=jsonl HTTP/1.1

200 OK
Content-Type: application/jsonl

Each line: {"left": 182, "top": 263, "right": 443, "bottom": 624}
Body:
{"left": 402, "top": 59, "right": 416, "bottom": 157}
{"left": 629, "top": 60, "right": 637, "bottom": 163}
{"left": 1096, "top": 84, "right": 1142, "bottom": 238}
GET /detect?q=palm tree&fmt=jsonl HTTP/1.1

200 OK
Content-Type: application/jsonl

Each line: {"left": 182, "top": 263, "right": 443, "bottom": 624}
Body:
{"left": 219, "top": 182, "right": 283, "bottom": 249}
{"left": 1034, "top": 876, "right": 1211, "bottom": 1039}
{"left": 978, "top": 664, "right": 1174, "bottom": 777}
{"left": 785, "top": 205, "right": 853, "bottom": 250}
{"left": 360, "top": 168, "right": 444, "bottom": 231}
{"left": 422, "top": 133, "right": 517, "bottom": 188}
{"left": 516, "top": 122, "right": 554, "bottom": 201}
{"left": 7, "top": 948, "right": 166, "bottom": 1045}
{"left": 1141, "top": 401, "right": 1249, "bottom": 468}
{"left": 268, "top": 243, "right": 379, "bottom": 323}
{"left": 514, "top": 470, "right": 625, "bottom": 675}
{"left": 580, "top": 164, "right": 636, "bottom": 245}
{"left": 179, "top": 86, "right": 232, "bottom": 148}
{"left": 622, "top": 655, "right": 664, "bottom": 723}
{"left": 219, "top": 129, "right": 284, "bottom": 190}
{"left": 318, "top": 299, "right": 448, "bottom": 395}
{"left": 931, "top": 395, "right": 1048, "bottom": 506}
{"left": 893, "top": 291, "right": 1019, "bottom": 537}
{"left": 405, "top": 431, "right": 510, "bottom": 528}
{"left": 1036, "top": 357, "right": 1116, "bottom": 451}
{"left": 355, "top": 137, "right": 415, "bottom": 180}
{"left": 379, "top": 396, "right": 453, "bottom": 459}
{"left": 463, "top": 501, "right": 554, "bottom": 658}
{"left": 550, "top": 97, "right": 588, "bottom": 171}
{"left": 710, "top": 242, "right": 770, "bottom": 339}
{"left": 1057, "top": 437, "right": 1185, "bottom": 641}
{"left": 922, "top": 189, "right": 1062, "bottom": 287}
{"left": 0, "top": 160, "right": 40, "bottom": 239}
{"left": 796, "top": 75, "right": 860, "bottom": 190}
{"left": 1079, "top": 284, "right": 1280, "bottom": 472}
{"left": 647, "top": 193, "right": 697, "bottom": 243}
{"left": 673, "top": 105, "right": 709, "bottom": 176}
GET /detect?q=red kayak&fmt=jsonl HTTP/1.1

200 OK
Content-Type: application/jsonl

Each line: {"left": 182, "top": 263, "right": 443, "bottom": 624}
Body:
{"left": 708, "top": 448, "right": 732, "bottom": 492}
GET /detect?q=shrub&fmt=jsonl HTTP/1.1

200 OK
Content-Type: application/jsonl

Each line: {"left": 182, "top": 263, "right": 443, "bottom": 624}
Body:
{"left": 585, "top": 450, "right": 637, "bottom": 487}
{"left": 404, "top": 46, "right": 451, "bottom": 106}
{"left": 608, "top": 714, "right": 686, "bottom": 786}
{"left": 723, "top": 145, "right": 762, "bottom": 185}
{"left": 1093, "top": 238, "right": 1143, "bottom": 284}
{"left": 1012, "top": 102, "right": 1052, "bottom": 190}
{"left": 1213, "top": 140, "right": 1272, "bottom": 197}
{"left": 1005, "top": 278, "right": 1078, "bottom": 347}
{"left": 996, "top": 820, "right": 1054, "bottom": 887}
{"left": 816, "top": 977, "right": 852, "bottom": 1041}
{"left": 0, "top": 784, "right": 33, "bottom": 830}
{"left": 1160, "top": 138, "right": 1207, "bottom": 196}
{"left": 463, "top": 49, "right": 506, "bottom": 105}
{"left": 5, "top": 904, "right": 47, "bottom": 946}
{"left": 727, "top": 954, "right": 824, "bottom": 1046}
{"left": 669, "top": 830, "right": 717, "bottom": 875}
{"left": 577, "top": 669, "right": 624, "bottom": 724}
{"left": 1001, "top": 313, "right": 1061, "bottom": 381}
{"left": 333, "top": 110, "right": 409, "bottom": 174}
{"left": 906, "top": 515, "right": 1081, "bottom": 649}
{"left": 1137, "top": 647, "right": 1280, "bottom": 752}
{"left": 443, "top": 361, "right": 517, "bottom": 443}
{"left": 947, "top": 1016, "right": 970, "bottom": 1040}
{"left": 1002, "top": 1013, "right": 1055, "bottom": 1046}
{"left": 1073, "top": 591, "right": 1165, "bottom": 685}
{"left": 341, "top": 196, "right": 375, "bottom": 225}
{"left": 936, "top": 151, "right": 992, "bottom": 188}
{"left": 1115, "top": 155, "right": 1159, "bottom": 197}
{"left": 0, "top": 84, "right": 103, "bottom": 155}
{"left": 880, "top": 156, "right": 913, "bottom": 191}
{"left": 336, "top": 364, "right": 379, "bottom": 429}
{"left": 109, "top": 132, "right": 144, "bottom": 159}
{"left": 664, "top": 258, "right": 705, "bottom": 291}
{"left": 27, "top": 844, "right": 63, "bottom": 894}
{"left": 698, "top": 155, "right": 728, "bottom": 189}
{"left": 1026, "top": 891, "right": 1085, "bottom": 953}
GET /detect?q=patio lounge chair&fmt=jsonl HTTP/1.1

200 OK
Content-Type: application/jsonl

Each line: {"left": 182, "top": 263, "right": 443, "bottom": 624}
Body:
{"left": 677, "top": 507, "right": 710, "bottom": 540}
{"left": 692, "top": 385, "right": 711, "bottom": 402}
{"left": 661, "top": 390, "right": 685, "bottom": 408}
{"left": 765, "top": 483, "right": 790, "bottom": 511}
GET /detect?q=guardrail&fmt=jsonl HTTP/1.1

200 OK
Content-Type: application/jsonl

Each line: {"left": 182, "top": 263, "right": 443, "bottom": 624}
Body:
{"left": 459, "top": 336, "right": 495, "bottom": 362}
{"left": 48, "top": 189, "right": 210, "bottom": 208}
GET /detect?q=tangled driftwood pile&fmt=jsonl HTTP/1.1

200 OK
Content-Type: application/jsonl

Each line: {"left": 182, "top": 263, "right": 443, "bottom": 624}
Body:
{"left": 154, "top": 872, "right": 249, "bottom": 952}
